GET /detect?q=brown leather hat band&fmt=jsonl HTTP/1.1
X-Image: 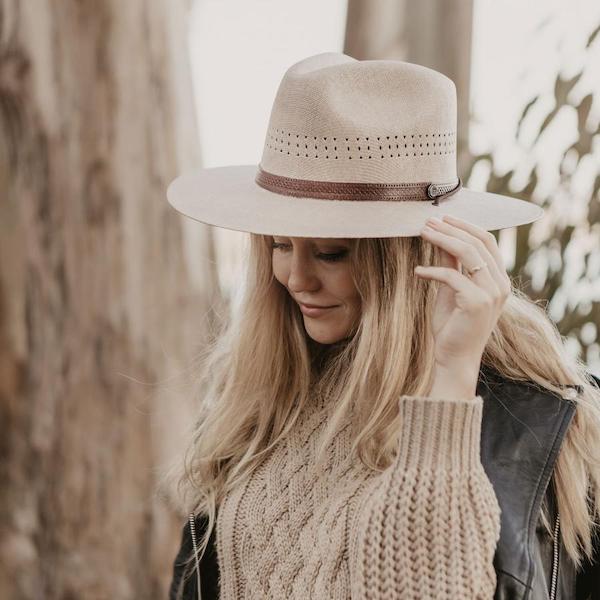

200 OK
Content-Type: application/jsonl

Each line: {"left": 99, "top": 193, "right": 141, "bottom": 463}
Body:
{"left": 255, "top": 166, "right": 462, "bottom": 206}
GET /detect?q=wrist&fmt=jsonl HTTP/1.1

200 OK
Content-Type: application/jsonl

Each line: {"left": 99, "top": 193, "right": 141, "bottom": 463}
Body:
{"left": 430, "top": 363, "right": 480, "bottom": 401}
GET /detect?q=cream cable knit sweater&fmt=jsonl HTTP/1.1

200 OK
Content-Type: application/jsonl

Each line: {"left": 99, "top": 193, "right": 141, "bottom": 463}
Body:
{"left": 216, "top": 393, "right": 502, "bottom": 599}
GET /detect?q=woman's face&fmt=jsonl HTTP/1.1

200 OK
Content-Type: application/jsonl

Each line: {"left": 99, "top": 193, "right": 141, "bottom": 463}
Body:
{"left": 271, "top": 236, "right": 361, "bottom": 345}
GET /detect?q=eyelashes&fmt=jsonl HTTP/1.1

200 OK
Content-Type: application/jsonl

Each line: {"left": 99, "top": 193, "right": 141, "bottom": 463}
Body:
{"left": 271, "top": 242, "right": 348, "bottom": 262}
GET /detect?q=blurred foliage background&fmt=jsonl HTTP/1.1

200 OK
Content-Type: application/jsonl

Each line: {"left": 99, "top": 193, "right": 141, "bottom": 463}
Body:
{"left": 464, "top": 23, "right": 600, "bottom": 368}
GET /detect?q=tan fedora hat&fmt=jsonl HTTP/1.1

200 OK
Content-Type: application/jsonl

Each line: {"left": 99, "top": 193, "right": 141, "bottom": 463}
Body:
{"left": 167, "top": 52, "right": 543, "bottom": 238}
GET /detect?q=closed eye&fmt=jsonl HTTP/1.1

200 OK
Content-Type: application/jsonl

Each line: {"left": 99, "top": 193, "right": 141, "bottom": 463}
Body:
{"left": 271, "top": 242, "right": 348, "bottom": 262}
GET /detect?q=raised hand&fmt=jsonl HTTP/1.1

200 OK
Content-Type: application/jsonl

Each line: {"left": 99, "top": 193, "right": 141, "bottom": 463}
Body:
{"left": 414, "top": 214, "right": 511, "bottom": 397}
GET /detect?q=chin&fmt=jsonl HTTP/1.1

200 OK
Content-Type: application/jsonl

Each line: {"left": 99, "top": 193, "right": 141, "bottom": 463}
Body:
{"left": 305, "top": 326, "right": 349, "bottom": 345}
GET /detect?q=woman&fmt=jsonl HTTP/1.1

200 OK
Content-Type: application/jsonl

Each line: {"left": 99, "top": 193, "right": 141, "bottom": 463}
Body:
{"left": 164, "top": 53, "right": 600, "bottom": 599}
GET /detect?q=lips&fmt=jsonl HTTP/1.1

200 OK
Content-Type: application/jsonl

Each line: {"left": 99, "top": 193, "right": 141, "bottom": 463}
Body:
{"left": 299, "top": 302, "right": 336, "bottom": 309}
{"left": 299, "top": 303, "right": 337, "bottom": 317}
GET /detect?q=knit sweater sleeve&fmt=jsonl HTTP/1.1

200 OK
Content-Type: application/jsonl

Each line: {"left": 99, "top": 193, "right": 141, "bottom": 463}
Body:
{"left": 349, "top": 394, "right": 501, "bottom": 599}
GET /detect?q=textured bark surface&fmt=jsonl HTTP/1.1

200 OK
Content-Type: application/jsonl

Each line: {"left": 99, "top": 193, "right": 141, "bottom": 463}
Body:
{"left": 0, "top": 1, "right": 219, "bottom": 598}
{"left": 344, "top": 0, "right": 474, "bottom": 174}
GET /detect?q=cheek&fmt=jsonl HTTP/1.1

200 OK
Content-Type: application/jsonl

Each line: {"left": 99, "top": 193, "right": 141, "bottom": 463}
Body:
{"left": 336, "top": 271, "right": 359, "bottom": 300}
{"left": 346, "top": 293, "right": 362, "bottom": 318}
{"left": 272, "top": 256, "right": 287, "bottom": 283}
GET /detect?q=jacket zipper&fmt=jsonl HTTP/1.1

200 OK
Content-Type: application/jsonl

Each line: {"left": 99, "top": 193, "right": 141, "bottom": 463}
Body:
{"left": 549, "top": 511, "right": 560, "bottom": 600}
{"left": 188, "top": 512, "right": 202, "bottom": 599}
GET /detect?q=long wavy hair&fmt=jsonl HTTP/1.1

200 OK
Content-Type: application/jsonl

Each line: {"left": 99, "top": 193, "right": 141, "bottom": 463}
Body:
{"left": 161, "top": 232, "right": 600, "bottom": 595}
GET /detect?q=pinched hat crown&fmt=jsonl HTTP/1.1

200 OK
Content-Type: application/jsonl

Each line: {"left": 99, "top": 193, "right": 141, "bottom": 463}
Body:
{"left": 256, "top": 52, "right": 461, "bottom": 203}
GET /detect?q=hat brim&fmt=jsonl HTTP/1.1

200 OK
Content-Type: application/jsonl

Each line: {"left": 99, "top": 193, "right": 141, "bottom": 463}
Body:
{"left": 167, "top": 165, "right": 544, "bottom": 238}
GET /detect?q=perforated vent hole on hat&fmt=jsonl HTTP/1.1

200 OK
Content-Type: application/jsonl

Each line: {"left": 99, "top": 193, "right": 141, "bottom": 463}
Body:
{"left": 266, "top": 129, "right": 456, "bottom": 160}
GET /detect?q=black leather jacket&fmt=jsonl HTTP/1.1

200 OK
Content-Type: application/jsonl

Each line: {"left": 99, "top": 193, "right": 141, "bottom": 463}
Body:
{"left": 168, "top": 367, "right": 600, "bottom": 599}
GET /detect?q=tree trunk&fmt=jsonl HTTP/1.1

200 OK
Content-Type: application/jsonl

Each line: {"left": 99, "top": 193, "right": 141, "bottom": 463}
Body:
{"left": 0, "top": 1, "right": 218, "bottom": 597}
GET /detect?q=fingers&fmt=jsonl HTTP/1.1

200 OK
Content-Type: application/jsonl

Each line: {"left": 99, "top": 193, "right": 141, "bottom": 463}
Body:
{"left": 422, "top": 216, "right": 511, "bottom": 301}
{"left": 420, "top": 224, "right": 501, "bottom": 298}
{"left": 440, "top": 215, "right": 511, "bottom": 293}
{"left": 413, "top": 265, "right": 493, "bottom": 311}
{"left": 438, "top": 246, "right": 460, "bottom": 272}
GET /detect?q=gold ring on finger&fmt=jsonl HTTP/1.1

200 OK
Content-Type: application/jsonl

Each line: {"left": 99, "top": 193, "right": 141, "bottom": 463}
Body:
{"left": 466, "top": 262, "right": 488, "bottom": 278}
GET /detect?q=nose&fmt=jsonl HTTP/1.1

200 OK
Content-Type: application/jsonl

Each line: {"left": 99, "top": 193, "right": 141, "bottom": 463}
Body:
{"left": 287, "top": 253, "right": 320, "bottom": 294}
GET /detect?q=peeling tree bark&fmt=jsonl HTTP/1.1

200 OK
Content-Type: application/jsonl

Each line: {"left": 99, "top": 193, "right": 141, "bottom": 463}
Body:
{"left": 0, "top": 1, "right": 218, "bottom": 597}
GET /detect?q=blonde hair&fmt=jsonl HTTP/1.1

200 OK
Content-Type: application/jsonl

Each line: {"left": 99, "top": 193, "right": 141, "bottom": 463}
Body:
{"left": 162, "top": 233, "right": 600, "bottom": 594}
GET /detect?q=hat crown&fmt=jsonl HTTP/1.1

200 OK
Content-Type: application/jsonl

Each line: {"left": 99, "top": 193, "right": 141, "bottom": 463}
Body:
{"left": 260, "top": 52, "right": 458, "bottom": 184}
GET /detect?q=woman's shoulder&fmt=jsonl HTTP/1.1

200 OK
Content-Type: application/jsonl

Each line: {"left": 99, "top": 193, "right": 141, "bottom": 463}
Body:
{"left": 477, "top": 363, "right": 599, "bottom": 397}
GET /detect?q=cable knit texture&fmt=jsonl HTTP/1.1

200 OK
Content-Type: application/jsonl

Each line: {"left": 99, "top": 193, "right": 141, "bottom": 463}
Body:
{"left": 216, "top": 393, "right": 502, "bottom": 599}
